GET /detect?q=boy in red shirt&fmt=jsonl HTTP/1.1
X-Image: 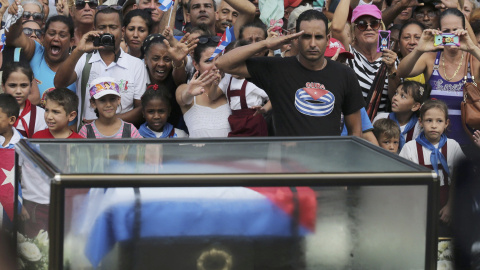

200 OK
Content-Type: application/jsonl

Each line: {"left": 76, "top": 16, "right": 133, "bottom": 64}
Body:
{"left": 21, "top": 88, "right": 83, "bottom": 238}
{"left": 32, "top": 88, "right": 83, "bottom": 139}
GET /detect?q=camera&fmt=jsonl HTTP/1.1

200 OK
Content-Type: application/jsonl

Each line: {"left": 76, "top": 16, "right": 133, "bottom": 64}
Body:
{"left": 93, "top": 34, "right": 115, "bottom": 47}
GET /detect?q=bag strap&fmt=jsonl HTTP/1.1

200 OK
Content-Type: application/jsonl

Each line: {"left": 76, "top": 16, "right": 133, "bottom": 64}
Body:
{"left": 122, "top": 122, "right": 131, "bottom": 138}
{"left": 28, "top": 104, "right": 36, "bottom": 137}
{"left": 79, "top": 53, "right": 93, "bottom": 129}
{"left": 85, "top": 124, "right": 96, "bottom": 138}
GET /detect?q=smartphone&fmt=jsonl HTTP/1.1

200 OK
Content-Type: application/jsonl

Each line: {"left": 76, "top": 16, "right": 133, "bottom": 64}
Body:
{"left": 377, "top": 30, "right": 391, "bottom": 52}
{"left": 434, "top": 34, "right": 460, "bottom": 46}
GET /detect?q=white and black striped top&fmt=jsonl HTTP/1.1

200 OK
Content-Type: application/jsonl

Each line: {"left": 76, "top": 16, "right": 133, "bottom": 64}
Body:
{"left": 347, "top": 45, "right": 397, "bottom": 112}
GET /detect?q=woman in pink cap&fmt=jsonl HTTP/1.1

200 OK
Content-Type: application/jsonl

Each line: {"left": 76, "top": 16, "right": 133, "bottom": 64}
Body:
{"left": 331, "top": 2, "right": 398, "bottom": 114}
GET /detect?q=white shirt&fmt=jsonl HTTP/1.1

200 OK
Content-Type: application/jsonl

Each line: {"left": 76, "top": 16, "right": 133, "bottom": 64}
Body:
{"left": 373, "top": 112, "right": 422, "bottom": 141}
{"left": 14, "top": 106, "right": 47, "bottom": 136}
{"left": 74, "top": 48, "right": 148, "bottom": 121}
{"left": 399, "top": 138, "right": 465, "bottom": 186}
{"left": 218, "top": 74, "right": 269, "bottom": 110}
{"left": 0, "top": 127, "right": 22, "bottom": 148}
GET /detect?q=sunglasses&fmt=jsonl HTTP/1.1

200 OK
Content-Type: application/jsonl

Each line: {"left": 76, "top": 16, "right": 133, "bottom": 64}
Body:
{"left": 75, "top": 0, "right": 98, "bottom": 9}
{"left": 23, "top": 27, "right": 43, "bottom": 38}
{"left": 414, "top": 11, "right": 438, "bottom": 19}
{"left": 96, "top": 5, "right": 123, "bottom": 11}
{"left": 198, "top": 36, "right": 221, "bottom": 44}
{"left": 22, "top": 12, "right": 44, "bottom": 22}
{"left": 355, "top": 20, "right": 381, "bottom": 31}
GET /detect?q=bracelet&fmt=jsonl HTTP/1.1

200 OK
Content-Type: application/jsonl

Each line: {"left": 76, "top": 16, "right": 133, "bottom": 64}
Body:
{"left": 172, "top": 60, "right": 185, "bottom": 69}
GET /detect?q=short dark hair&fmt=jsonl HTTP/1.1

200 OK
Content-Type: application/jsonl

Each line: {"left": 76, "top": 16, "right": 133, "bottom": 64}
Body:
{"left": 439, "top": 8, "right": 466, "bottom": 29}
{"left": 123, "top": 8, "right": 153, "bottom": 33}
{"left": 296, "top": 9, "right": 328, "bottom": 35}
{"left": 186, "top": 0, "right": 216, "bottom": 13}
{"left": 141, "top": 84, "right": 172, "bottom": 109}
{"left": 45, "top": 88, "right": 79, "bottom": 115}
{"left": 239, "top": 21, "right": 267, "bottom": 40}
{"left": 373, "top": 118, "right": 401, "bottom": 140}
{"left": 193, "top": 35, "right": 217, "bottom": 63}
{"left": 95, "top": 6, "right": 123, "bottom": 27}
{"left": 2, "top": 62, "right": 34, "bottom": 85}
{"left": 45, "top": 15, "right": 74, "bottom": 38}
{"left": 141, "top": 34, "right": 167, "bottom": 59}
{"left": 0, "top": 94, "right": 20, "bottom": 119}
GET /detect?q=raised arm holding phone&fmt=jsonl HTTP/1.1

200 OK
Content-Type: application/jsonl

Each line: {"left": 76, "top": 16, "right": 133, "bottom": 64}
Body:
{"left": 397, "top": 8, "right": 480, "bottom": 145}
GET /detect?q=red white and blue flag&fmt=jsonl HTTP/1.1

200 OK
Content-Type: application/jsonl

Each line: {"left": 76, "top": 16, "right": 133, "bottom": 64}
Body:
{"left": 208, "top": 27, "right": 232, "bottom": 61}
{"left": 0, "top": 148, "right": 22, "bottom": 228}
{"left": 158, "top": 0, "right": 173, "bottom": 11}
{"left": 84, "top": 186, "right": 317, "bottom": 267}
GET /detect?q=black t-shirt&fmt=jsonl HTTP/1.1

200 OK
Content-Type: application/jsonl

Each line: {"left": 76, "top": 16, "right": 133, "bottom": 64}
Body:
{"left": 246, "top": 56, "right": 365, "bottom": 136}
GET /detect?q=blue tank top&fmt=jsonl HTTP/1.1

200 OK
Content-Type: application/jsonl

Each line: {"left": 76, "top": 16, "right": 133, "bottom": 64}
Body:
{"left": 428, "top": 51, "right": 470, "bottom": 145}
{"left": 30, "top": 41, "right": 76, "bottom": 107}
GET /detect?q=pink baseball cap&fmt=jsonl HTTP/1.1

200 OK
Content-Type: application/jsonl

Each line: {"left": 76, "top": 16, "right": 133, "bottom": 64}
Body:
{"left": 351, "top": 4, "right": 382, "bottom": 23}
{"left": 325, "top": 38, "right": 354, "bottom": 59}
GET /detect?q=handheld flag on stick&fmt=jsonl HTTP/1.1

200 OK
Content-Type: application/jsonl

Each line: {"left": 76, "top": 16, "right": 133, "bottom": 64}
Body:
{"left": 208, "top": 27, "right": 232, "bottom": 61}
{"left": 158, "top": 0, "right": 173, "bottom": 12}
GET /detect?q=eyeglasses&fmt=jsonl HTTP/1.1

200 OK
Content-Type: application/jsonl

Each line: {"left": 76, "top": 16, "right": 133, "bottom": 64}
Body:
{"left": 355, "top": 20, "right": 381, "bottom": 31}
{"left": 96, "top": 5, "right": 123, "bottom": 11}
{"left": 23, "top": 27, "right": 43, "bottom": 38}
{"left": 75, "top": 0, "right": 98, "bottom": 9}
{"left": 198, "top": 36, "right": 221, "bottom": 44}
{"left": 22, "top": 12, "right": 44, "bottom": 23}
{"left": 414, "top": 11, "right": 438, "bottom": 20}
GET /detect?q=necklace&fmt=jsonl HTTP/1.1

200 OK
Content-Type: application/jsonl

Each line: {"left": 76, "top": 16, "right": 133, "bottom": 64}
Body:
{"left": 442, "top": 52, "right": 464, "bottom": 81}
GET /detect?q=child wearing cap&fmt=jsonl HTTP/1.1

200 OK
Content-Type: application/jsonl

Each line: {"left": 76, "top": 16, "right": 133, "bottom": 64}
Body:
{"left": 78, "top": 77, "right": 142, "bottom": 139}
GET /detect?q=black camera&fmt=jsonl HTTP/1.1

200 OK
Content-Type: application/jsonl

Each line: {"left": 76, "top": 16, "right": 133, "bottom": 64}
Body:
{"left": 93, "top": 34, "right": 115, "bottom": 47}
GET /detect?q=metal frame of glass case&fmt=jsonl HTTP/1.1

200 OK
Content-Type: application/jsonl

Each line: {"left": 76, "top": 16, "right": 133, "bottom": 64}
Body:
{"left": 14, "top": 137, "right": 438, "bottom": 270}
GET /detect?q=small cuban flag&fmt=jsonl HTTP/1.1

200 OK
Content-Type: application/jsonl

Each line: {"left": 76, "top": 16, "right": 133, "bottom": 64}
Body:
{"left": 208, "top": 26, "right": 232, "bottom": 61}
{"left": 158, "top": 0, "right": 173, "bottom": 11}
{"left": 0, "top": 29, "right": 5, "bottom": 52}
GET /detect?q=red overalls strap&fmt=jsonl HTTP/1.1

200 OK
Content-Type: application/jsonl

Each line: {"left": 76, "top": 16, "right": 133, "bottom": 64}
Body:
{"left": 416, "top": 142, "right": 449, "bottom": 207}
{"left": 406, "top": 127, "right": 414, "bottom": 143}
{"left": 18, "top": 103, "right": 37, "bottom": 138}
{"left": 226, "top": 77, "right": 249, "bottom": 110}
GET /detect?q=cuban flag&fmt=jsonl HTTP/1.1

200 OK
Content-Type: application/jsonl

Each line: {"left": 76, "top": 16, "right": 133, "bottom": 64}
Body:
{"left": 208, "top": 27, "right": 232, "bottom": 61}
{"left": 0, "top": 148, "right": 22, "bottom": 229}
{"left": 158, "top": 0, "right": 173, "bottom": 11}
{"left": 295, "top": 87, "right": 335, "bottom": 117}
{"left": 84, "top": 187, "right": 316, "bottom": 267}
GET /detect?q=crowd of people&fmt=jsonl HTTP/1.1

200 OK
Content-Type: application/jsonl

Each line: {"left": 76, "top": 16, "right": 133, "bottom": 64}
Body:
{"left": 0, "top": 0, "right": 480, "bottom": 258}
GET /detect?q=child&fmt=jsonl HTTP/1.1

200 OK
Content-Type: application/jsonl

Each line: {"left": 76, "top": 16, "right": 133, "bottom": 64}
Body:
{"left": 373, "top": 118, "right": 401, "bottom": 154}
{"left": 32, "top": 88, "right": 84, "bottom": 139}
{"left": 21, "top": 88, "right": 83, "bottom": 238}
{"left": 0, "top": 94, "right": 22, "bottom": 148}
{"left": 373, "top": 81, "right": 425, "bottom": 151}
{"left": 2, "top": 63, "right": 46, "bottom": 138}
{"left": 79, "top": 77, "right": 142, "bottom": 138}
{"left": 139, "top": 84, "right": 188, "bottom": 138}
{"left": 216, "top": 40, "right": 271, "bottom": 137}
{"left": 400, "top": 99, "right": 465, "bottom": 227}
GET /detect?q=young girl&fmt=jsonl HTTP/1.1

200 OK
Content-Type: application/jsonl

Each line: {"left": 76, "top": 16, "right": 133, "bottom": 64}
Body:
{"left": 216, "top": 40, "right": 271, "bottom": 137}
{"left": 139, "top": 84, "right": 188, "bottom": 138}
{"left": 79, "top": 77, "right": 142, "bottom": 139}
{"left": 2, "top": 62, "right": 46, "bottom": 138}
{"left": 400, "top": 99, "right": 465, "bottom": 226}
{"left": 373, "top": 81, "right": 425, "bottom": 151}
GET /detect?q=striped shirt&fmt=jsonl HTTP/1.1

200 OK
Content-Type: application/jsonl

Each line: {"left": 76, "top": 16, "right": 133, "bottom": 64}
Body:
{"left": 347, "top": 45, "right": 397, "bottom": 112}
{"left": 79, "top": 120, "right": 142, "bottom": 139}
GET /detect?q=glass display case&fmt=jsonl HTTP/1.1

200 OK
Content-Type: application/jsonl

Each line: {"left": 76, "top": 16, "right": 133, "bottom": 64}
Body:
{"left": 14, "top": 137, "right": 438, "bottom": 270}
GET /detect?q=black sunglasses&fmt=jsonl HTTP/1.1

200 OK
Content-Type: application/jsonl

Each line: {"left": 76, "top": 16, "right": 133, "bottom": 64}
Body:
{"left": 23, "top": 27, "right": 43, "bottom": 38}
{"left": 75, "top": 0, "right": 98, "bottom": 9}
{"left": 96, "top": 5, "right": 123, "bottom": 11}
{"left": 198, "top": 36, "right": 221, "bottom": 44}
{"left": 22, "top": 12, "right": 44, "bottom": 22}
{"left": 355, "top": 20, "right": 381, "bottom": 31}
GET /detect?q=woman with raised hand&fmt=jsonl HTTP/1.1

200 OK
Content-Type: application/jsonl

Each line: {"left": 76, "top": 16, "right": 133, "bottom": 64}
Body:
{"left": 397, "top": 8, "right": 480, "bottom": 145}
{"left": 6, "top": 1, "right": 76, "bottom": 107}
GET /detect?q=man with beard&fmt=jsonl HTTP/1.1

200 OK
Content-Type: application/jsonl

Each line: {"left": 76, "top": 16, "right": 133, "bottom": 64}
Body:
{"left": 216, "top": 10, "right": 363, "bottom": 136}
{"left": 54, "top": 6, "right": 148, "bottom": 127}
{"left": 215, "top": 0, "right": 255, "bottom": 38}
